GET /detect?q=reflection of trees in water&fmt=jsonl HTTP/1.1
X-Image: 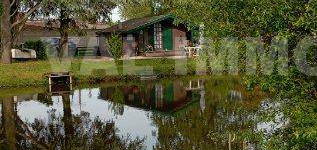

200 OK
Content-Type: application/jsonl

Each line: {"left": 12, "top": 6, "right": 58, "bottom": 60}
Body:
{"left": 152, "top": 79, "right": 265, "bottom": 150}
{"left": 25, "top": 110, "right": 144, "bottom": 149}
{"left": 151, "top": 104, "right": 254, "bottom": 150}
{"left": 0, "top": 77, "right": 269, "bottom": 149}
{"left": 1, "top": 97, "right": 17, "bottom": 150}
{"left": 99, "top": 86, "right": 125, "bottom": 116}
{"left": 0, "top": 95, "right": 144, "bottom": 149}
{"left": 109, "top": 87, "right": 125, "bottom": 116}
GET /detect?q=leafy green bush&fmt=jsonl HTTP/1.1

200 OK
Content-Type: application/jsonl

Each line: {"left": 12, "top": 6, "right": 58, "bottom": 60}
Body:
{"left": 24, "top": 40, "right": 48, "bottom": 60}
{"left": 307, "top": 45, "right": 317, "bottom": 66}
{"left": 107, "top": 34, "right": 123, "bottom": 60}
{"left": 0, "top": 1, "right": 2, "bottom": 16}
{"left": 245, "top": 68, "right": 317, "bottom": 150}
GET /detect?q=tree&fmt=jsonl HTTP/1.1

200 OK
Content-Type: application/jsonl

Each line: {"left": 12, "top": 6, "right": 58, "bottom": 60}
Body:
{"left": 160, "top": 0, "right": 316, "bottom": 71}
{"left": 117, "top": 0, "right": 154, "bottom": 20}
{"left": 0, "top": 0, "right": 115, "bottom": 63}
{"left": 108, "top": 34, "right": 123, "bottom": 61}
{"left": 117, "top": 0, "right": 170, "bottom": 20}
{"left": 0, "top": 0, "right": 43, "bottom": 64}
{"left": 1, "top": 97, "right": 17, "bottom": 150}
{"left": 0, "top": 1, "right": 2, "bottom": 41}
{"left": 0, "top": 1, "right": 2, "bottom": 20}
{"left": 41, "top": 0, "right": 115, "bottom": 59}
{"left": 107, "top": 34, "right": 123, "bottom": 73}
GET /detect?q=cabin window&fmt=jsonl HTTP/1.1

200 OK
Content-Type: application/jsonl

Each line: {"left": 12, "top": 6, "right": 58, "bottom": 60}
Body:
{"left": 127, "top": 34, "right": 134, "bottom": 41}
{"left": 154, "top": 23, "right": 162, "bottom": 49}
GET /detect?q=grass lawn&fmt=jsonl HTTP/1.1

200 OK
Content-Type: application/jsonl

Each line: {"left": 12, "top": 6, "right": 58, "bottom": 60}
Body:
{"left": 0, "top": 58, "right": 200, "bottom": 88}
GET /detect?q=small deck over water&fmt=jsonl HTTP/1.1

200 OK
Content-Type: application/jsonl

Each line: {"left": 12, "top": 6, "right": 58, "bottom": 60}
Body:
{"left": 48, "top": 72, "right": 72, "bottom": 85}
{"left": 48, "top": 72, "right": 73, "bottom": 94}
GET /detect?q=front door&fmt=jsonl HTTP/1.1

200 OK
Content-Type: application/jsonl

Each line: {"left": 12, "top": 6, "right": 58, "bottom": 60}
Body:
{"left": 163, "top": 28, "right": 173, "bottom": 51}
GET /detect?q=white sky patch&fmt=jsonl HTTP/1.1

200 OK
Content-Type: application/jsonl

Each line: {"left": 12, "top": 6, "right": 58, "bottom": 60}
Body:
{"left": 111, "top": 7, "right": 123, "bottom": 22}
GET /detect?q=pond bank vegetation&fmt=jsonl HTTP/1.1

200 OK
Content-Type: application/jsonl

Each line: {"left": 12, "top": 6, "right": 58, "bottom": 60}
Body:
{"left": 0, "top": 58, "right": 200, "bottom": 88}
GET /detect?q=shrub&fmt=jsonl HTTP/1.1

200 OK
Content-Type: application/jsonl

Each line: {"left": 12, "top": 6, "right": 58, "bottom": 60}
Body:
{"left": 107, "top": 34, "right": 123, "bottom": 61}
{"left": 307, "top": 45, "right": 317, "bottom": 66}
{"left": 24, "top": 40, "right": 48, "bottom": 60}
{"left": 0, "top": 1, "right": 2, "bottom": 17}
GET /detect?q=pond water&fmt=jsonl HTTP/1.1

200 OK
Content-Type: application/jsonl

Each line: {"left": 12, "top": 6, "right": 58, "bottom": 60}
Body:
{"left": 0, "top": 77, "right": 278, "bottom": 149}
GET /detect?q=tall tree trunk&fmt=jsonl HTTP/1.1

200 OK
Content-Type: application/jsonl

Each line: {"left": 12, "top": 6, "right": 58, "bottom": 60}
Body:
{"left": 2, "top": 97, "right": 17, "bottom": 150}
{"left": 58, "top": 7, "right": 69, "bottom": 59}
{"left": 59, "top": 29, "right": 69, "bottom": 59}
{"left": 1, "top": 0, "right": 12, "bottom": 64}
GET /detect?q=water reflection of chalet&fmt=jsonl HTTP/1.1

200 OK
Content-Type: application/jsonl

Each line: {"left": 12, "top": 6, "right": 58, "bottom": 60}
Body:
{"left": 99, "top": 80, "right": 205, "bottom": 113}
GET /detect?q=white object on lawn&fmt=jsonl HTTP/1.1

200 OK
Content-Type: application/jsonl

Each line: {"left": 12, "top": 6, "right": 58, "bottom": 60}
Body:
{"left": 11, "top": 48, "right": 37, "bottom": 59}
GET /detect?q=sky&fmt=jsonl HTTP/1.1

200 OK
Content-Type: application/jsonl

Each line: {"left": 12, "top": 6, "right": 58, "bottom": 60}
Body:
{"left": 111, "top": 7, "right": 122, "bottom": 22}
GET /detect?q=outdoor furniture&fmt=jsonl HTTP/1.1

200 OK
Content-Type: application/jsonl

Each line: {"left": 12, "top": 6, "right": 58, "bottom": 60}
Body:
{"left": 145, "top": 45, "right": 154, "bottom": 52}
{"left": 184, "top": 46, "right": 202, "bottom": 57}
{"left": 11, "top": 48, "right": 37, "bottom": 60}
{"left": 136, "top": 44, "right": 154, "bottom": 56}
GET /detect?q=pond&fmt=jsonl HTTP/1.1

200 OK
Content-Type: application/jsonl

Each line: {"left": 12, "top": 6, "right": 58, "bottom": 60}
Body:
{"left": 0, "top": 76, "right": 280, "bottom": 150}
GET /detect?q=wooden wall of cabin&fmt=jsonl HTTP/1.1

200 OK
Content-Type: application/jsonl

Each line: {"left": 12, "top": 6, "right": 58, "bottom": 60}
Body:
{"left": 173, "top": 25, "right": 188, "bottom": 51}
{"left": 160, "top": 20, "right": 190, "bottom": 51}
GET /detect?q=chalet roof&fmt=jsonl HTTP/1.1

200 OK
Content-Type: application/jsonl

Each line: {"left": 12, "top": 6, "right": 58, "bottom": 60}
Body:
{"left": 99, "top": 14, "right": 174, "bottom": 34}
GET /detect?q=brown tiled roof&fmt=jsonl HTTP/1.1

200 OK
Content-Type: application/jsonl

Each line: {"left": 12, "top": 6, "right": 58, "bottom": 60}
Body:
{"left": 24, "top": 20, "right": 109, "bottom": 30}
{"left": 24, "top": 20, "right": 59, "bottom": 30}
{"left": 101, "top": 15, "right": 174, "bottom": 34}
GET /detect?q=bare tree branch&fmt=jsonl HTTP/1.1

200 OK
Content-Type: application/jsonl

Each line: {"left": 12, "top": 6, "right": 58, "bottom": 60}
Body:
{"left": 11, "top": 22, "right": 25, "bottom": 42}
{"left": 11, "top": 1, "right": 43, "bottom": 28}
{"left": 9, "top": 7, "right": 18, "bottom": 18}
{"left": 16, "top": 117, "right": 50, "bottom": 149}
{"left": 10, "top": 0, "right": 16, "bottom": 8}
{"left": 17, "top": 132, "right": 50, "bottom": 150}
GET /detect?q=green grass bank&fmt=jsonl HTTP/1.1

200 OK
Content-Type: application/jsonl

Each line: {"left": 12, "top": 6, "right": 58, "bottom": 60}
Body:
{"left": 0, "top": 58, "right": 200, "bottom": 88}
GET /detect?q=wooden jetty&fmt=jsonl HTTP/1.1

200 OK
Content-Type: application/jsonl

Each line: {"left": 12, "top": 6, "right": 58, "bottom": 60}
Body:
{"left": 48, "top": 72, "right": 72, "bottom": 85}
{"left": 48, "top": 72, "right": 73, "bottom": 95}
